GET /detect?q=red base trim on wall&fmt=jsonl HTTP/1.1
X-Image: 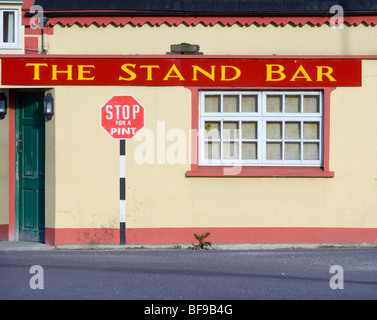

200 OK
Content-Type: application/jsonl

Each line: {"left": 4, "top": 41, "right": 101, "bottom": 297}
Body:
{"left": 45, "top": 228, "right": 120, "bottom": 246}
{"left": 44, "top": 227, "right": 377, "bottom": 246}
{"left": 0, "top": 225, "right": 9, "bottom": 241}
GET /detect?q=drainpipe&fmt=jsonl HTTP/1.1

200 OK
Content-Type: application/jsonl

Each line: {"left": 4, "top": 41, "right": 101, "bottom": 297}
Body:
{"left": 41, "top": 16, "right": 49, "bottom": 54}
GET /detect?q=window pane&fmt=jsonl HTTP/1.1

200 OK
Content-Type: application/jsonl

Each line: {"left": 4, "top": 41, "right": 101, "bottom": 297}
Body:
{"left": 266, "top": 143, "right": 282, "bottom": 160}
{"left": 200, "top": 90, "right": 322, "bottom": 166}
{"left": 285, "top": 96, "right": 301, "bottom": 113}
{"left": 242, "top": 122, "right": 257, "bottom": 139}
{"left": 3, "top": 12, "right": 15, "bottom": 43}
{"left": 223, "top": 142, "right": 239, "bottom": 160}
{"left": 267, "top": 122, "right": 282, "bottom": 139}
{"left": 205, "top": 142, "right": 220, "bottom": 160}
{"left": 223, "top": 122, "right": 239, "bottom": 139}
{"left": 303, "top": 122, "right": 319, "bottom": 140}
{"left": 242, "top": 95, "right": 257, "bottom": 113}
{"left": 223, "top": 95, "right": 239, "bottom": 112}
{"left": 285, "top": 143, "right": 300, "bottom": 160}
{"left": 205, "top": 121, "right": 220, "bottom": 139}
{"left": 266, "top": 95, "right": 282, "bottom": 113}
{"left": 304, "top": 96, "right": 319, "bottom": 113}
{"left": 205, "top": 96, "right": 220, "bottom": 112}
{"left": 242, "top": 142, "right": 257, "bottom": 160}
{"left": 304, "top": 143, "right": 319, "bottom": 160}
{"left": 285, "top": 122, "right": 300, "bottom": 140}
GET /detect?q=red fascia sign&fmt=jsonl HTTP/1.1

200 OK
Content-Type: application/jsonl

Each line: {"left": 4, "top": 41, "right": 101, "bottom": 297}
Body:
{"left": 1, "top": 57, "right": 362, "bottom": 87}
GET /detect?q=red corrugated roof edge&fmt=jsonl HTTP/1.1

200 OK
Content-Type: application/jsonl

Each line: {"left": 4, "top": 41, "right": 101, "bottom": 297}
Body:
{"left": 33, "top": 15, "right": 377, "bottom": 27}
{"left": 21, "top": 0, "right": 377, "bottom": 27}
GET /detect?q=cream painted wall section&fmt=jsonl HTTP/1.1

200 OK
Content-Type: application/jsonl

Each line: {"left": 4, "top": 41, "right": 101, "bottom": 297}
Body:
{"left": 126, "top": 69, "right": 377, "bottom": 229}
{"left": 52, "top": 67, "right": 377, "bottom": 231}
{"left": 47, "top": 23, "right": 377, "bottom": 55}
{"left": 45, "top": 89, "right": 56, "bottom": 229}
{"left": 0, "top": 90, "right": 9, "bottom": 226}
{"left": 53, "top": 86, "right": 192, "bottom": 229}
{"left": 53, "top": 86, "right": 119, "bottom": 229}
{"left": 27, "top": 20, "right": 377, "bottom": 231}
{"left": 326, "top": 60, "right": 377, "bottom": 228}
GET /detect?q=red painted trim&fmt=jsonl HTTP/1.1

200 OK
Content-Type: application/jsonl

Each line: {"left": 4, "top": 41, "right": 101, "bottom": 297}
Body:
{"left": 22, "top": 0, "right": 54, "bottom": 36}
{"left": 127, "top": 227, "right": 377, "bottom": 245}
{"left": 22, "top": 0, "right": 34, "bottom": 11}
{"left": 24, "top": 37, "right": 39, "bottom": 55}
{"left": 186, "top": 86, "right": 335, "bottom": 177}
{"left": 45, "top": 227, "right": 119, "bottom": 246}
{"left": 189, "top": 87, "right": 199, "bottom": 170}
{"left": 0, "top": 225, "right": 8, "bottom": 241}
{"left": 40, "top": 15, "right": 377, "bottom": 27}
{"left": 43, "top": 227, "right": 377, "bottom": 245}
{"left": 8, "top": 91, "right": 15, "bottom": 241}
{"left": 22, "top": 0, "right": 35, "bottom": 27}
{"left": 323, "top": 87, "right": 335, "bottom": 173}
{"left": 23, "top": 25, "right": 54, "bottom": 36}
{"left": 186, "top": 167, "right": 334, "bottom": 177}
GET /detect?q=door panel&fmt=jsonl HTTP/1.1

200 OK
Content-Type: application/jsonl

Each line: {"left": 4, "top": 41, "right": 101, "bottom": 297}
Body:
{"left": 16, "top": 92, "right": 45, "bottom": 242}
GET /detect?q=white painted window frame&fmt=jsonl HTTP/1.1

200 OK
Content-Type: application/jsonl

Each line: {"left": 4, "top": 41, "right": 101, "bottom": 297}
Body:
{"left": 0, "top": 8, "right": 20, "bottom": 48}
{"left": 199, "top": 90, "right": 323, "bottom": 167}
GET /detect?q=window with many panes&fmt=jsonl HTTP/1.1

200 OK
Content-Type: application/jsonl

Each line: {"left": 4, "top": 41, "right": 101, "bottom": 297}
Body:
{"left": 0, "top": 9, "right": 19, "bottom": 48}
{"left": 199, "top": 91, "right": 323, "bottom": 167}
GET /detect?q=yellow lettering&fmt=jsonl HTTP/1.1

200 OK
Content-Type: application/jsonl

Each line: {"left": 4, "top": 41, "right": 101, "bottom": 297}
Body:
{"left": 192, "top": 65, "right": 216, "bottom": 81}
{"left": 290, "top": 65, "right": 312, "bottom": 82}
{"left": 77, "top": 65, "right": 95, "bottom": 80}
{"left": 119, "top": 64, "right": 137, "bottom": 81}
{"left": 51, "top": 65, "right": 73, "bottom": 81}
{"left": 317, "top": 66, "right": 336, "bottom": 82}
{"left": 25, "top": 63, "right": 48, "bottom": 80}
{"left": 266, "top": 64, "right": 286, "bottom": 81}
{"left": 163, "top": 64, "right": 185, "bottom": 81}
{"left": 221, "top": 66, "right": 241, "bottom": 81}
{"left": 140, "top": 65, "right": 160, "bottom": 81}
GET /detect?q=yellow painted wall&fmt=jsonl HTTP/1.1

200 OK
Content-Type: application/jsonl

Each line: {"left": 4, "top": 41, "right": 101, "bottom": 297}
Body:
{"left": 4, "top": 21, "right": 377, "bottom": 234}
{"left": 38, "top": 21, "right": 377, "bottom": 230}
{"left": 51, "top": 86, "right": 118, "bottom": 229}
{"left": 45, "top": 88, "right": 56, "bottom": 229}
{"left": 47, "top": 23, "right": 377, "bottom": 56}
{"left": 125, "top": 72, "right": 377, "bottom": 230}
{"left": 49, "top": 61, "right": 377, "bottom": 231}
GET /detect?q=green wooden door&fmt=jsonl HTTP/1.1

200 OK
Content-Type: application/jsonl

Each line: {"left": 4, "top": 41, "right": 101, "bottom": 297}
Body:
{"left": 16, "top": 92, "right": 45, "bottom": 242}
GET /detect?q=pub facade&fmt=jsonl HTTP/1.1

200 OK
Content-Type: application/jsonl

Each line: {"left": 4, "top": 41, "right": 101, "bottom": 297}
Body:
{"left": 0, "top": 0, "right": 377, "bottom": 246}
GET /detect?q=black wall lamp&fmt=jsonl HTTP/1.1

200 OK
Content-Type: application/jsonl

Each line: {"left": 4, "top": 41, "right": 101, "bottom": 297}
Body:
{"left": 0, "top": 93, "right": 7, "bottom": 120}
{"left": 43, "top": 93, "right": 54, "bottom": 120}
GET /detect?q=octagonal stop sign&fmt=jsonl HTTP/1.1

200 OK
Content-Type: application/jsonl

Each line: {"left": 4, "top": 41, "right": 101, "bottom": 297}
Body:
{"left": 101, "top": 95, "right": 145, "bottom": 139}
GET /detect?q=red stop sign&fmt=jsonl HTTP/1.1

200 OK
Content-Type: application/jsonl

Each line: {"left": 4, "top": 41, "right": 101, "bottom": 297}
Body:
{"left": 101, "top": 95, "right": 145, "bottom": 139}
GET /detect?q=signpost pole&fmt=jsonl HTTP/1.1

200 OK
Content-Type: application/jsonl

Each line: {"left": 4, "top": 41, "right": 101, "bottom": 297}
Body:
{"left": 120, "top": 139, "right": 126, "bottom": 245}
{"left": 100, "top": 95, "right": 145, "bottom": 245}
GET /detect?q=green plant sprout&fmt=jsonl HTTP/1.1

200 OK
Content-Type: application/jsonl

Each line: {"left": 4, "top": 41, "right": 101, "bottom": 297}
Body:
{"left": 191, "top": 232, "right": 212, "bottom": 250}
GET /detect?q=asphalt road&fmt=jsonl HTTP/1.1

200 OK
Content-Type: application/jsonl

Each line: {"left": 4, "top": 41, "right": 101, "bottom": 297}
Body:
{"left": 0, "top": 248, "right": 376, "bottom": 301}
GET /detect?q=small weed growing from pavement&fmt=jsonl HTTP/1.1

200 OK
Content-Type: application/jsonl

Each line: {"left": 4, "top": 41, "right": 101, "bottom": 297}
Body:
{"left": 191, "top": 232, "right": 212, "bottom": 250}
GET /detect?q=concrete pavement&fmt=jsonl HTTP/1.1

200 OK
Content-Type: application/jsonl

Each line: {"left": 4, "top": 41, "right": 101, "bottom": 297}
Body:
{"left": 0, "top": 241, "right": 54, "bottom": 251}
{"left": 0, "top": 240, "right": 376, "bottom": 251}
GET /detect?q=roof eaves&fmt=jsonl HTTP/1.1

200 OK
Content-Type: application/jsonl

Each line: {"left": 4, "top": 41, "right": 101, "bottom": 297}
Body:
{"left": 25, "top": 9, "right": 377, "bottom": 18}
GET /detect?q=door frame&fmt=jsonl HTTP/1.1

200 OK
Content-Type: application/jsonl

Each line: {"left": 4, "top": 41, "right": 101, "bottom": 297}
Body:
{"left": 14, "top": 89, "right": 46, "bottom": 242}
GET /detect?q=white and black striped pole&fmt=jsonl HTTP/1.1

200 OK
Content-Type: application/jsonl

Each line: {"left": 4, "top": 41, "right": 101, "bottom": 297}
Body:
{"left": 101, "top": 95, "right": 145, "bottom": 245}
{"left": 120, "top": 139, "right": 126, "bottom": 245}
